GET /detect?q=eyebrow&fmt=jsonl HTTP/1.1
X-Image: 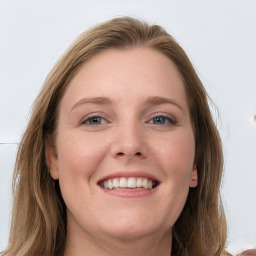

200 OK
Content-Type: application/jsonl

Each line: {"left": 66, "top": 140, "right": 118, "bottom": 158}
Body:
{"left": 145, "top": 96, "right": 184, "bottom": 111}
{"left": 71, "top": 96, "right": 183, "bottom": 111}
{"left": 71, "top": 97, "right": 112, "bottom": 111}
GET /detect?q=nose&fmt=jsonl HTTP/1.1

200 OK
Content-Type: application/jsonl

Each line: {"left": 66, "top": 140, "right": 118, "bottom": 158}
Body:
{"left": 110, "top": 123, "right": 148, "bottom": 160}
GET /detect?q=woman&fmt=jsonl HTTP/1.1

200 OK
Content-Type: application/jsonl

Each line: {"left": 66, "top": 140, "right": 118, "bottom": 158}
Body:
{"left": 2, "top": 17, "right": 231, "bottom": 256}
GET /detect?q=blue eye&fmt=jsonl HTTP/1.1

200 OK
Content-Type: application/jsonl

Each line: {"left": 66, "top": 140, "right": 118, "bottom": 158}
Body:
{"left": 151, "top": 116, "right": 175, "bottom": 125}
{"left": 83, "top": 116, "right": 107, "bottom": 125}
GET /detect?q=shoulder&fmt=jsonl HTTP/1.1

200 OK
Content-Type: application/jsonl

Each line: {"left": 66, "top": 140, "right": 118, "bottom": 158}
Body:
{"left": 237, "top": 249, "right": 256, "bottom": 256}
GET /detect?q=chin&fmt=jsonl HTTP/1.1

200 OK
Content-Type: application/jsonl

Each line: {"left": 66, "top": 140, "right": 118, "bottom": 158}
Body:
{"left": 97, "top": 210, "right": 171, "bottom": 241}
{"left": 102, "top": 225, "right": 160, "bottom": 241}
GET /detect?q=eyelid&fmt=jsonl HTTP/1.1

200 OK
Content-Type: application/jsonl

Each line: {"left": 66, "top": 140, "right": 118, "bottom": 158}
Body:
{"left": 80, "top": 112, "right": 109, "bottom": 125}
{"left": 147, "top": 112, "right": 177, "bottom": 125}
{"left": 79, "top": 111, "right": 177, "bottom": 126}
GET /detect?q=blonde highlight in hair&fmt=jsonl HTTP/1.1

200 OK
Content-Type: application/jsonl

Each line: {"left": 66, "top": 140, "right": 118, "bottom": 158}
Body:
{"left": 2, "top": 17, "right": 230, "bottom": 256}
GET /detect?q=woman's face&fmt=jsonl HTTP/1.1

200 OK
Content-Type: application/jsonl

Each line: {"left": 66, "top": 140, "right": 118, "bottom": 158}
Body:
{"left": 47, "top": 47, "right": 197, "bottom": 242}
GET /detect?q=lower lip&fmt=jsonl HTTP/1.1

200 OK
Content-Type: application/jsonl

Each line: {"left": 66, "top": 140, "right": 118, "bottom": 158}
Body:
{"left": 99, "top": 186, "right": 159, "bottom": 198}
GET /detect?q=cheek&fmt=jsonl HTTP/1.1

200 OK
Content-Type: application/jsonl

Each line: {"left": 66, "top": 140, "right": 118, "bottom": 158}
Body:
{"left": 55, "top": 131, "right": 110, "bottom": 217}
{"left": 56, "top": 131, "right": 109, "bottom": 182}
{"left": 157, "top": 132, "right": 195, "bottom": 219}
{"left": 154, "top": 130, "right": 195, "bottom": 206}
{"left": 154, "top": 130, "right": 195, "bottom": 176}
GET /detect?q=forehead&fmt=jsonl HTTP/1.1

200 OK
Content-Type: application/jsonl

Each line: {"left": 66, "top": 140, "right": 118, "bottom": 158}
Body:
{"left": 60, "top": 47, "right": 188, "bottom": 109}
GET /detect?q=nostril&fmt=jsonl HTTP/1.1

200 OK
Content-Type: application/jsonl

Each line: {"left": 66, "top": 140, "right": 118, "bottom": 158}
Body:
{"left": 116, "top": 152, "right": 142, "bottom": 157}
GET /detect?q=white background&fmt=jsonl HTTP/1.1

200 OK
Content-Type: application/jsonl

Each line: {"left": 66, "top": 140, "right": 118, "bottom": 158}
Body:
{"left": 0, "top": 0, "right": 256, "bottom": 254}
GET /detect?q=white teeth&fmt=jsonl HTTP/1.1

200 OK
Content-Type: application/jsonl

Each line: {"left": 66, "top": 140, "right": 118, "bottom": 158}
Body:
{"left": 120, "top": 177, "right": 127, "bottom": 188}
{"left": 136, "top": 178, "right": 143, "bottom": 188}
{"left": 107, "top": 180, "right": 114, "bottom": 190}
{"left": 101, "top": 177, "right": 157, "bottom": 190}
{"left": 148, "top": 180, "right": 153, "bottom": 189}
{"left": 113, "top": 178, "right": 119, "bottom": 188}
{"left": 142, "top": 178, "right": 149, "bottom": 189}
{"left": 127, "top": 177, "right": 137, "bottom": 188}
{"left": 103, "top": 181, "right": 108, "bottom": 189}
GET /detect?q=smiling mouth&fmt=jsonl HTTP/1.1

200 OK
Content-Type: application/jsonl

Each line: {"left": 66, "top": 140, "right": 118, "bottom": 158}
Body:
{"left": 99, "top": 177, "right": 159, "bottom": 190}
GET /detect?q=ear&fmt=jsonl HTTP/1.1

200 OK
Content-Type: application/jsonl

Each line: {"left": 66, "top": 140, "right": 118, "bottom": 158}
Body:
{"left": 189, "top": 162, "right": 198, "bottom": 188}
{"left": 45, "top": 138, "right": 60, "bottom": 180}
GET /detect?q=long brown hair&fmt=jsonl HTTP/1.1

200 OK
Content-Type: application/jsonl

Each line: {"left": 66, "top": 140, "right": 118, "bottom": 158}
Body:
{"left": 1, "top": 17, "right": 230, "bottom": 256}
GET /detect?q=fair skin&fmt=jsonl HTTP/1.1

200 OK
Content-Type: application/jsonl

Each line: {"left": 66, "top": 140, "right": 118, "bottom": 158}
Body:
{"left": 47, "top": 47, "right": 198, "bottom": 256}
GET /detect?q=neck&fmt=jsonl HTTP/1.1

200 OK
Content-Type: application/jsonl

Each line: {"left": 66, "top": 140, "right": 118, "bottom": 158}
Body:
{"left": 64, "top": 227, "right": 172, "bottom": 256}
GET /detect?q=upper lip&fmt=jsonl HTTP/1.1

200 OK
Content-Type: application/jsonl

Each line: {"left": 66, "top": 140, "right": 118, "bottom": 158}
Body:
{"left": 97, "top": 171, "right": 161, "bottom": 184}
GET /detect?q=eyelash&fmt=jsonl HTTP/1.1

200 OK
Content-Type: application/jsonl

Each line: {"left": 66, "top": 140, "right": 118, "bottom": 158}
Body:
{"left": 81, "top": 115, "right": 107, "bottom": 126}
{"left": 80, "top": 114, "right": 177, "bottom": 126}
{"left": 148, "top": 115, "right": 177, "bottom": 126}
